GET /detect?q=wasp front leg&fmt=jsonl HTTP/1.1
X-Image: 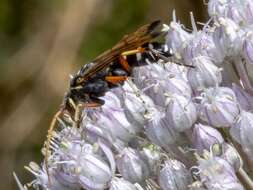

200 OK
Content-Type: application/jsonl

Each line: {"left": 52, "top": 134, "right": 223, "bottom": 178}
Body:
{"left": 44, "top": 109, "right": 63, "bottom": 185}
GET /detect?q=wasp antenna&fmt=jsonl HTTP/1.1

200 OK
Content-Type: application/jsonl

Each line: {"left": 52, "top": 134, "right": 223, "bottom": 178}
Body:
{"left": 150, "top": 31, "right": 162, "bottom": 38}
{"left": 147, "top": 20, "right": 161, "bottom": 33}
{"left": 147, "top": 20, "right": 164, "bottom": 38}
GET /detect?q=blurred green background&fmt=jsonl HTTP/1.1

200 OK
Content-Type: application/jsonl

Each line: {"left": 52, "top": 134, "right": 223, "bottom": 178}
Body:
{"left": 0, "top": 0, "right": 205, "bottom": 189}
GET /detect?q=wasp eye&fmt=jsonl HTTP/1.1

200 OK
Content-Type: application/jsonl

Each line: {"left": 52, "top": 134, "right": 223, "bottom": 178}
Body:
{"left": 76, "top": 77, "right": 84, "bottom": 84}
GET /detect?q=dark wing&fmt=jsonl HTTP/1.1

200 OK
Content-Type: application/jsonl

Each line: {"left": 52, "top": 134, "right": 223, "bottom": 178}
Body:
{"left": 81, "top": 20, "right": 162, "bottom": 80}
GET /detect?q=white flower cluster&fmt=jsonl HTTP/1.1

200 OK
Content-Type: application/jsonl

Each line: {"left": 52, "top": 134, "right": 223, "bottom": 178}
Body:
{"left": 16, "top": 0, "right": 253, "bottom": 190}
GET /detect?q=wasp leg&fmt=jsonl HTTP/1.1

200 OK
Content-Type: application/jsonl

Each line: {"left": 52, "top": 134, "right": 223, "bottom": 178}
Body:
{"left": 119, "top": 56, "right": 131, "bottom": 72}
{"left": 73, "top": 103, "right": 83, "bottom": 128}
{"left": 105, "top": 76, "right": 128, "bottom": 85}
{"left": 45, "top": 110, "right": 62, "bottom": 186}
{"left": 82, "top": 102, "right": 102, "bottom": 107}
{"left": 121, "top": 47, "right": 145, "bottom": 56}
{"left": 119, "top": 47, "right": 146, "bottom": 72}
{"left": 105, "top": 47, "right": 146, "bottom": 85}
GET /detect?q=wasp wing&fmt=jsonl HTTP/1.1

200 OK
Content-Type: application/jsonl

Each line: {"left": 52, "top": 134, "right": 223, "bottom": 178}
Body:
{"left": 81, "top": 20, "right": 162, "bottom": 79}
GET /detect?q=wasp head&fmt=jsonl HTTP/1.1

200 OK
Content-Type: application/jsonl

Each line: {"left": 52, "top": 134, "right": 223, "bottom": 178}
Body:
{"left": 69, "top": 62, "right": 95, "bottom": 89}
{"left": 69, "top": 74, "right": 85, "bottom": 90}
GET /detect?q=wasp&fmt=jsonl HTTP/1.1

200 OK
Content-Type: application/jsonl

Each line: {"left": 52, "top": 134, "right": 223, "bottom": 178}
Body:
{"left": 45, "top": 20, "right": 174, "bottom": 183}
{"left": 61, "top": 20, "right": 167, "bottom": 115}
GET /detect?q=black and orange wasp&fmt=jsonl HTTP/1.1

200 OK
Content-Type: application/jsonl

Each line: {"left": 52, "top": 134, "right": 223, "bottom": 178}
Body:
{"left": 63, "top": 20, "right": 167, "bottom": 115}
{"left": 45, "top": 20, "right": 176, "bottom": 182}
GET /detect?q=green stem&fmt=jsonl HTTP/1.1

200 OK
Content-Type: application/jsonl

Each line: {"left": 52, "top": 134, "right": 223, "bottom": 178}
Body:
{"left": 238, "top": 168, "right": 253, "bottom": 190}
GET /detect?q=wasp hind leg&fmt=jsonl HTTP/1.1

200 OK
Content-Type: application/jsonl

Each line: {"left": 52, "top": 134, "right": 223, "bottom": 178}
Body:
{"left": 105, "top": 47, "right": 146, "bottom": 85}
{"left": 119, "top": 47, "right": 145, "bottom": 72}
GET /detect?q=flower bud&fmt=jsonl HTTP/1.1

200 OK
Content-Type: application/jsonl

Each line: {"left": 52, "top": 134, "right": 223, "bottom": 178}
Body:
{"left": 85, "top": 122, "right": 115, "bottom": 145}
{"left": 93, "top": 110, "right": 137, "bottom": 143}
{"left": 116, "top": 148, "right": 150, "bottom": 183}
{"left": 208, "top": 0, "right": 228, "bottom": 18}
{"left": 25, "top": 162, "right": 81, "bottom": 190}
{"left": 188, "top": 181, "right": 207, "bottom": 190}
{"left": 101, "top": 91, "right": 122, "bottom": 110}
{"left": 192, "top": 123, "right": 224, "bottom": 154}
{"left": 68, "top": 142, "right": 113, "bottom": 190}
{"left": 141, "top": 146, "right": 161, "bottom": 175}
{"left": 226, "top": 3, "right": 246, "bottom": 26}
{"left": 110, "top": 178, "right": 137, "bottom": 190}
{"left": 145, "top": 110, "right": 179, "bottom": 149}
{"left": 164, "top": 62, "right": 187, "bottom": 79}
{"left": 164, "top": 15, "right": 192, "bottom": 59}
{"left": 187, "top": 56, "right": 222, "bottom": 92}
{"left": 122, "top": 81, "right": 156, "bottom": 127}
{"left": 242, "top": 32, "right": 253, "bottom": 65}
{"left": 197, "top": 155, "right": 244, "bottom": 190}
{"left": 158, "top": 159, "right": 192, "bottom": 190}
{"left": 166, "top": 95, "right": 197, "bottom": 132}
{"left": 230, "top": 111, "right": 253, "bottom": 161}
{"left": 134, "top": 63, "right": 192, "bottom": 105}
{"left": 57, "top": 122, "right": 82, "bottom": 142}
{"left": 183, "top": 32, "right": 224, "bottom": 65}
{"left": 221, "top": 143, "right": 242, "bottom": 171}
{"left": 212, "top": 17, "right": 243, "bottom": 57}
{"left": 152, "top": 78, "right": 192, "bottom": 107}
{"left": 245, "top": 0, "right": 253, "bottom": 24}
{"left": 208, "top": 0, "right": 248, "bottom": 25}
{"left": 199, "top": 87, "right": 240, "bottom": 128}
{"left": 232, "top": 83, "right": 253, "bottom": 111}
{"left": 133, "top": 63, "right": 168, "bottom": 86}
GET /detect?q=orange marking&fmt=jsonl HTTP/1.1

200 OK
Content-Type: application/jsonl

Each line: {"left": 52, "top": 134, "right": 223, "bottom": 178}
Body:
{"left": 137, "top": 46, "right": 145, "bottom": 53}
{"left": 119, "top": 56, "right": 131, "bottom": 72}
{"left": 105, "top": 76, "right": 127, "bottom": 84}
{"left": 83, "top": 102, "right": 101, "bottom": 108}
{"left": 119, "top": 47, "right": 146, "bottom": 72}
